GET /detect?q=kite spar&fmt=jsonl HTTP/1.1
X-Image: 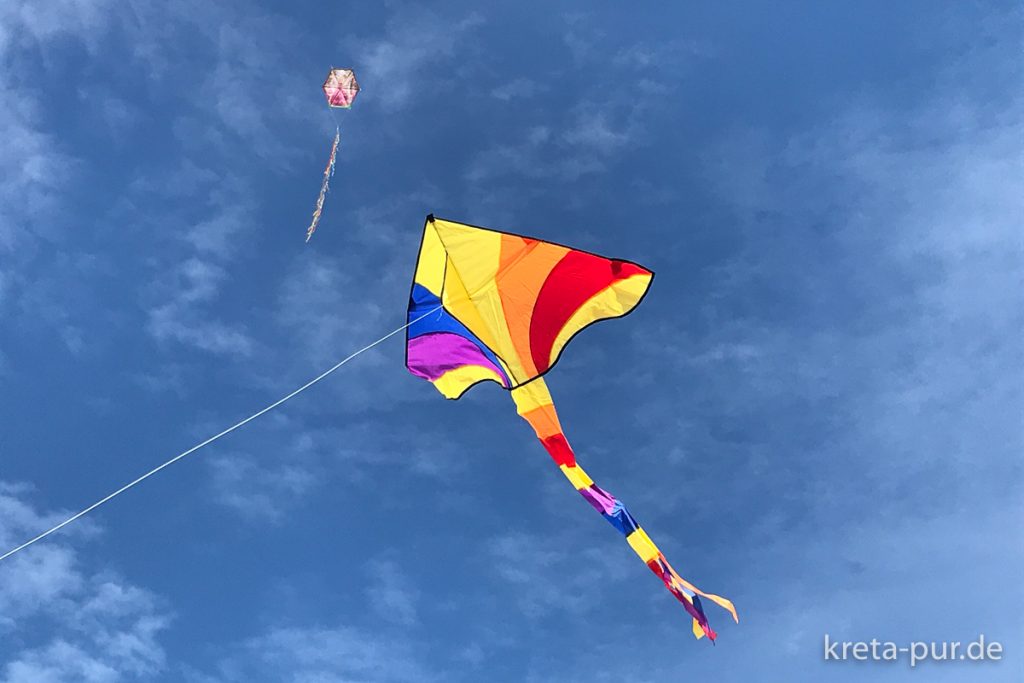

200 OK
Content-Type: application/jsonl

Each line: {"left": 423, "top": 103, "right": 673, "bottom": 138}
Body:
{"left": 405, "top": 215, "right": 738, "bottom": 641}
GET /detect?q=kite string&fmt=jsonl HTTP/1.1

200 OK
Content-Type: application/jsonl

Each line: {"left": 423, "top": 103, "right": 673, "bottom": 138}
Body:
{"left": 0, "top": 305, "right": 443, "bottom": 564}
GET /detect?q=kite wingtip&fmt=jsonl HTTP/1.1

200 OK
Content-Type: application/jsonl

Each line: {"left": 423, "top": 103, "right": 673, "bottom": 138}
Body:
{"left": 426, "top": 213, "right": 435, "bottom": 223}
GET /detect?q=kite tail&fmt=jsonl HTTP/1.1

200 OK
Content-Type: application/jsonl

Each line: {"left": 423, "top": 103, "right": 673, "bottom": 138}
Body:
{"left": 510, "top": 378, "right": 738, "bottom": 641}
{"left": 305, "top": 128, "right": 341, "bottom": 243}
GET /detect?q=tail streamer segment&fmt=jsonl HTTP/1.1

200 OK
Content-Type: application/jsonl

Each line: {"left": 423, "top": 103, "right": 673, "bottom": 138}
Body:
{"left": 305, "top": 127, "right": 340, "bottom": 243}
{"left": 512, "top": 378, "right": 738, "bottom": 640}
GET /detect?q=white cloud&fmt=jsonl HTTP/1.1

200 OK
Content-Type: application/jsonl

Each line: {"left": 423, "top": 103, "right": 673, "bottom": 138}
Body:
{"left": 184, "top": 205, "right": 251, "bottom": 259}
{"left": 463, "top": 107, "right": 637, "bottom": 187}
{"left": 509, "top": 501, "right": 1022, "bottom": 683}
{"left": 563, "top": 12, "right": 710, "bottom": 69}
{"left": 365, "top": 558, "right": 419, "bottom": 626}
{"left": 561, "top": 110, "right": 633, "bottom": 150}
{"left": 0, "top": 83, "right": 74, "bottom": 253}
{"left": 191, "top": 624, "right": 435, "bottom": 682}
{"left": 1, "top": 0, "right": 307, "bottom": 367}
{"left": 357, "top": 9, "right": 484, "bottom": 112}
{"left": 147, "top": 265, "right": 255, "bottom": 358}
{"left": 194, "top": 13, "right": 312, "bottom": 160}
{"left": 0, "top": 0, "right": 123, "bottom": 249}
{"left": 0, "top": 0, "right": 114, "bottom": 53}
{"left": 147, "top": 308, "right": 254, "bottom": 355}
{"left": 487, "top": 531, "right": 630, "bottom": 619}
{"left": 602, "top": 30, "right": 1024, "bottom": 668}
{"left": 561, "top": 12, "right": 602, "bottom": 65}
{"left": 0, "top": 484, "right": 170, "bottom": 683}
{"left": 612, "top": 37, "right": 712, "bottom": 69}
{"left": 140, "top": 172, "right": 258, "bottom": 357}
{"left": 274, "top": 254, "right": 387, "bottom": 368}
{"left": 490, "top": 78, "right": 544, "bottom": 102}
{"left": 206, "top": 434, "right": 318, "bottom": 524}
{"left": 464, "top": 27, "right": 676, "bottom": 190}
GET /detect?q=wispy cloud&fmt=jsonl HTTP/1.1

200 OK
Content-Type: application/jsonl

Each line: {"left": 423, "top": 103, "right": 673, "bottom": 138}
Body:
{"left": 609, "top": 29, "right": 1022, "bottom": 670}
{"left": 465, "top": 24, "right": 677, "bottom": 193}
{"left": 561, "top": 110, "right": 633, "bottom": 151}
{"left": 0, "top": 0, "right": 121, "bottom": 253}
{"left": 490, "top": 78, "right": 545, "bottom": 102}
{"left": 623, "top": 90, "right": 1023, "bottom": 530}
{"left": 365, "top": 558, "right": 419, "bottom": 626}
{"left": 487, "top": 531, "right": 630, "bottom": 619}
{"left": 357, "top": 9, "right": 484, "bottom": 112}
{"left": 274, "top": 254, "right": 385, "bottom": 368}
{"left": 561, "top": 12, "right": 602, "bottom": 65}
{"left": 189, "top": 624, "right": 435, "bottom": 682}
{"left": 87, "top": 90, "right": 137, "bottom": 140}
{"left": 564, "top": 12, "right": 710, "bottom": 69}
{"left": 611, "top": 37, "right": 712, "bottom": 68}
{"left": 0, "top": 0, "right": 279, "bottom": 367}
{"left": 0, "top": 0, "right": 114, "bottom": 54}
{"left": 197, "top": 13, "right": 312, "bottom": 161}
{"left": 127, "top": 140, "right": 263, "bottom": 359}
{"left": 0, "top": 81, "right": 74, "bottom": 253}
{"left": 146, "top": 257, "right": 254, "bottom": 357}
{"left": 0, "top": 484, "right": 170, "bottom": 683}
{"left": 206, "top": 430, "right": 318, "bottom": 524}
{"left": 463, "top": 113, "right": 633, "bottom": 186}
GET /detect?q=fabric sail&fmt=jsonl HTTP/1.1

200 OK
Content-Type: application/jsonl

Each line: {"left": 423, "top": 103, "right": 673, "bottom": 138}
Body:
{"left": 404, "top": 215, "right": 737, "bottom": 640}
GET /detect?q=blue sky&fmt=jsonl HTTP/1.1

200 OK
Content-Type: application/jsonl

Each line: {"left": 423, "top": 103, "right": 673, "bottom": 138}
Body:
{"left": 1, "top": 1, "right": 1021, "bottom": 681}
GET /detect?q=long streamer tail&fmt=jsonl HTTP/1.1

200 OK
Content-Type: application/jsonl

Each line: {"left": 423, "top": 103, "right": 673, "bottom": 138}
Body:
{"left": 305, "top": 127, "right": 340, "bottom": 243}
{"left": 510, "top": 378, "right": 738, "bottom": 640}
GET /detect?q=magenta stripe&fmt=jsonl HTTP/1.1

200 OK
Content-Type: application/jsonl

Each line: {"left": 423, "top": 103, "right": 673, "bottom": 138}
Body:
{"left": 579, "top": 485, "right": 617, "bottom": 515}
{"left": 407, "top": 333, "right": 506, "bottom": 385}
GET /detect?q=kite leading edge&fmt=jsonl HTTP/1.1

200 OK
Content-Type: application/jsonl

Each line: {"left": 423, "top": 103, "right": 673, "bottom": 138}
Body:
{"left": 404, "top": 215, "right": 738, "bottom": 641}
{"left": 305, "top": 68, "right": 359, "bottom": 243}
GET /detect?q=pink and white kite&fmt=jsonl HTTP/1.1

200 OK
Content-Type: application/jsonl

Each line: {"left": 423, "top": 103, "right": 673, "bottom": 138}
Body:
{"left": 322, "top": 68, "right": 360, "bottom": 109}
{"left": 305, "top": 68, "right": 360, "bottom": 243}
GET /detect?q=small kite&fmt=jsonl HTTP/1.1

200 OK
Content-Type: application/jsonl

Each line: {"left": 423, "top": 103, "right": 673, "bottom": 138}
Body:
{"left": 405, "top": 216, "right": 738, "bottom": 641}
{"left": 305, "top": 68, "right": 360, "bottom": 243}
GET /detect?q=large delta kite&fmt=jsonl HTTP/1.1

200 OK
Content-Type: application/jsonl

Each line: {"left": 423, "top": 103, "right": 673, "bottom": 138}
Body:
{"left": 405, "top": 215, "right": 738, "bottom": 641}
